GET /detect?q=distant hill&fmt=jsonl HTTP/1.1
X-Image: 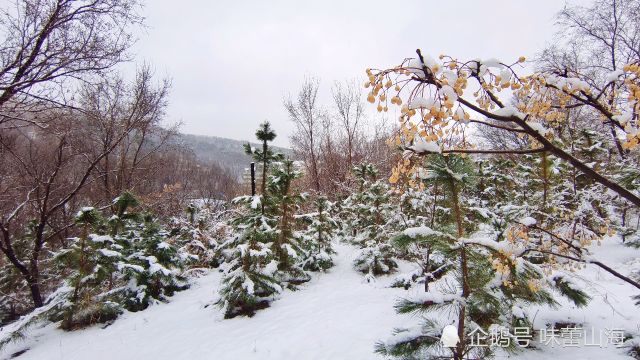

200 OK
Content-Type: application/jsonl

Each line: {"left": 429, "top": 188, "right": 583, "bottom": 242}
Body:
{"left": 178, "top": 133, "right": 293, "bottom": 176}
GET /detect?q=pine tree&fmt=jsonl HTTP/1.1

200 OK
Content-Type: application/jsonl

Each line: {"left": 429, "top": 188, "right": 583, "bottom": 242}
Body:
{"left": 267, "top": 159, "right": 310, "bottom": 285}
{"left": 377, "top": 154, "right": 591, "bottom": 360}
{"left": 343, "top": 163, "right": 398, "bottom": 280}
{"left": 0, "top": 195, "right": 189, "bottom": 345}
{"left": 170, "top": 202, "right": 226, "bottom": 269}
{"left": 109, "top": 194, "right": 188, "bottom": 311}
{"left": 54, "top": 208, "right": 122, "bottom": 330}
{"left": 244, "top": 121, "right": 284, "bottom": 202}
{"left": 217, "top": 123, "right": 309, "bottom": 318}
{"left": 300, "top": 196, "right": 338, "bottom": 272}
{"left": 617, "top": 162, "right": 640, "bottom": 246}
{"left": 216, "top": 194, "right": 282, "bottom": 318}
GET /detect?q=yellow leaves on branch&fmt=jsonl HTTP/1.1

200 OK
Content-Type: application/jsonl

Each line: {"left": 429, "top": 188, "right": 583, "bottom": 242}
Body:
{"left": 366, "top": 52, "right": 640, "bottom": 153}
{"left": 389, "top": 158, "right": 414, "bottom": 185}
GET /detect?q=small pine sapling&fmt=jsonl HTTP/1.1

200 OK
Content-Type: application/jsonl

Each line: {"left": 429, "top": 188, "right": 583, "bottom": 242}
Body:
{"left": 267, "top": 159, "right": 310, "bottom": 285}
{"left": 54, "top": 208, "right": 122, "bottom": 330}
{"left": 345, "top": 163, "right": 398, "bottom": 280}
{"left": 216, "top": 195, "right": 282, "bottom": 318}
{"left": 300, "top": 196, "right": 338, "bottom": 272}
{"left": 109, "top": 194, "right": 188, "bottom": 311}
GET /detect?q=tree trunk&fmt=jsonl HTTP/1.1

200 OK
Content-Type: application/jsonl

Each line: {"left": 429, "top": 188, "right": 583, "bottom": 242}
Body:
{"left": 261, "top": 139, "right": 268, "bottom": 215}
{"left": 28, "top": 277, "right": 44, "bottom": 308}
{"left": 450, "top": 179, "right": 469, "bottom": 360}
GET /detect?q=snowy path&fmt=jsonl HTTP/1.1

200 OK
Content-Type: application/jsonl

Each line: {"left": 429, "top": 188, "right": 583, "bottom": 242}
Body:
{"left": 2, "top": 240, "right": 639, "bottom": 360}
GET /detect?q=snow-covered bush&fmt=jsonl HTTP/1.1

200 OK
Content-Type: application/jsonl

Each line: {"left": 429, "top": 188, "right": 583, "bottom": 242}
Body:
{"left": 169, "top": 202, "right": 232, "bottom": 269}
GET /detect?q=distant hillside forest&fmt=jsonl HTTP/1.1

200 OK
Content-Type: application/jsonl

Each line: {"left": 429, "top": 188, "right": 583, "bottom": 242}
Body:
{"left": 178, "top": 133, "right": 293, "bottom": 177}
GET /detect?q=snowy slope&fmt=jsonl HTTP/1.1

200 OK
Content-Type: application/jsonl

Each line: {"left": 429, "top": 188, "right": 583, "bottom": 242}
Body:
{"left": 0, "top": 244, "right": 406, "bottom": 360}
{"left": 2, "top": 240, "right": 639, "bottom": 360}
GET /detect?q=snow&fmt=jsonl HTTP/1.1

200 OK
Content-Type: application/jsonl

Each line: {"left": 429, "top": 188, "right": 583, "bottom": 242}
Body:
{"left": 499, "top": 68, "right": 512, "bottom": 84}
{"left": 2, "top": 240, "right": 639, "bottom": 360}
{"left": 492, "top": 106, "right": 524, "bottom": 119}
{"left": 89, "top": 234, "right": 112, "bottom": 243}
{"left": 406, "top": 58, "right": 425, "bottom": 78}
{"left": 481, "top": 58, "right": 504, "bottom": 68}
{"left": 612, "top": 110, "right": 633, "bottom": 125}
{"left": 441, "top": 324, "right": 460, "bottom": 347}
{"left": 148, "top": 262, "right": 172, "bottom": 276}
{"left": 117, "top": 262, "right": 144, "bottom": 273}
{"left": 606, "top": 70, "right": 624, "bottom": 83}
{"left": 242, "top": 277, "right": 255, "bottom": 295}
{"left": 440, "top": 85, "right": 458, "bottom": 102}
{"left": 75, "top": 207, "right": 95, "bottom": 217}
{"left": 520, "top": 216, "right": 537, "bottom": 227}
{"left": 408, "top": 96, "right": 435, "bottom": 109}
{"left": 1, "top": 244, "right": 405, "bottom": 360}
{"left": 461, "top": 236, "right": 526, "bottom": 257}
{"left": 526, "top": 121, "right": 554, "bottom": 136}
{"left": 512, "top": 305, "right": 525, "bottom": 319}
{"left": 409, "top": 137, "right": 440, "bottom": 154}
{"left": 545, "top": 75, "right": 592, "bottom": 93}
{"left": 406, "top": 55, "right": 441, "bottom": 77}
{"left": 250, "top": 196, "right": 261, "bottom": 209}
{"left": 283, "top": 244, "right": 297, "bottom": 257}
{"left": 98, "top": 249, "right": 121, "bottom": 258}
{"left": 403, "top": 225, "right": 440, "bottom": 238}
{"left": 405, "top": 290, "right": 464, "bottom": 305}
{"left": 380, "top": 326, "right": 424, "bottom": 349}
{"left": 263, "top": 260, "right": 279, "bottom": 276}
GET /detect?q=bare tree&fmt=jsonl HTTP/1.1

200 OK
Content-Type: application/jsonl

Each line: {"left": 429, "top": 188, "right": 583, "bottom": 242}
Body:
{"left": 0, "top": 0, "right": 141, "bottom": 125}
{"left": 332, "top": 79, "right": 365, "bottom": 170}
{"left": 80, "top": 66, "right": 174, "bottom": 206}
{"left": 0, "top": 67, "right": 169, "bottom": 308}
{"left": 284, "top": 77, "right": 325, "bottom": 193}
{"left": 538, "top": 0, "right": 640, "bottom": 158}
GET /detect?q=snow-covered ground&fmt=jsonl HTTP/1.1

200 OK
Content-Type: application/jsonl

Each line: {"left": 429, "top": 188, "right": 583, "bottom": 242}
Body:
{"left": 2, "top": 240, "right": 639, "bottom": 360}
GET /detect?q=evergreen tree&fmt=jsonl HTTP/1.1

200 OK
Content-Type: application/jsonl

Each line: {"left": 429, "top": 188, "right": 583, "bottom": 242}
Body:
{"left": 54, "top": 208, "right": 122, "bottom": 330}
{"left": 39, "top": 194, "right": 190, "bottom": 331}
{"left": 267, "top": 159, "right": 310, "bottom": 285}
{"left": 216, "top": 194, "right": 282, "bottom": 318}
{"left": 244, "top": 121, "right": 284, "bottom": 201}
{"left": 618, "top": 162, "right": 640, "bottom": 246}
{"left": 170, "top": 202, "right": 227, "bottom": 269}
{"left": 377, "top": 154, "right": 591, "bottom": 360}
{"left": 218, "top": 124, "right": 316, "bottom": 318}
{"left": 390, "top": 186, "right": 446, "bottom": 289}
{"left": 342, "top": 163, "right": 398, "bottom": 281}
{"left": 108, "top": 194, "right": 189, "bottom": 311}
{"left": 119, "top": 216, "right": 189, "bottom": 311}
{"left": 300, "top": 196, "right": 338, "bottom": 272}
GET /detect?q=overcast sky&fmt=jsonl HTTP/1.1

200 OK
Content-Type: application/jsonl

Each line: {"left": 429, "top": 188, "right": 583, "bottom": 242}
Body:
{"left": 131, "top": 0, "right": 571, "bottom": 147}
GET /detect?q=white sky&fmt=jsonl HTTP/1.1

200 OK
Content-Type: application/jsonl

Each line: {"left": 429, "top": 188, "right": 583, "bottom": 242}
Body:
{"left": 131, "top": 0, "right": 572, "bottom": 147}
